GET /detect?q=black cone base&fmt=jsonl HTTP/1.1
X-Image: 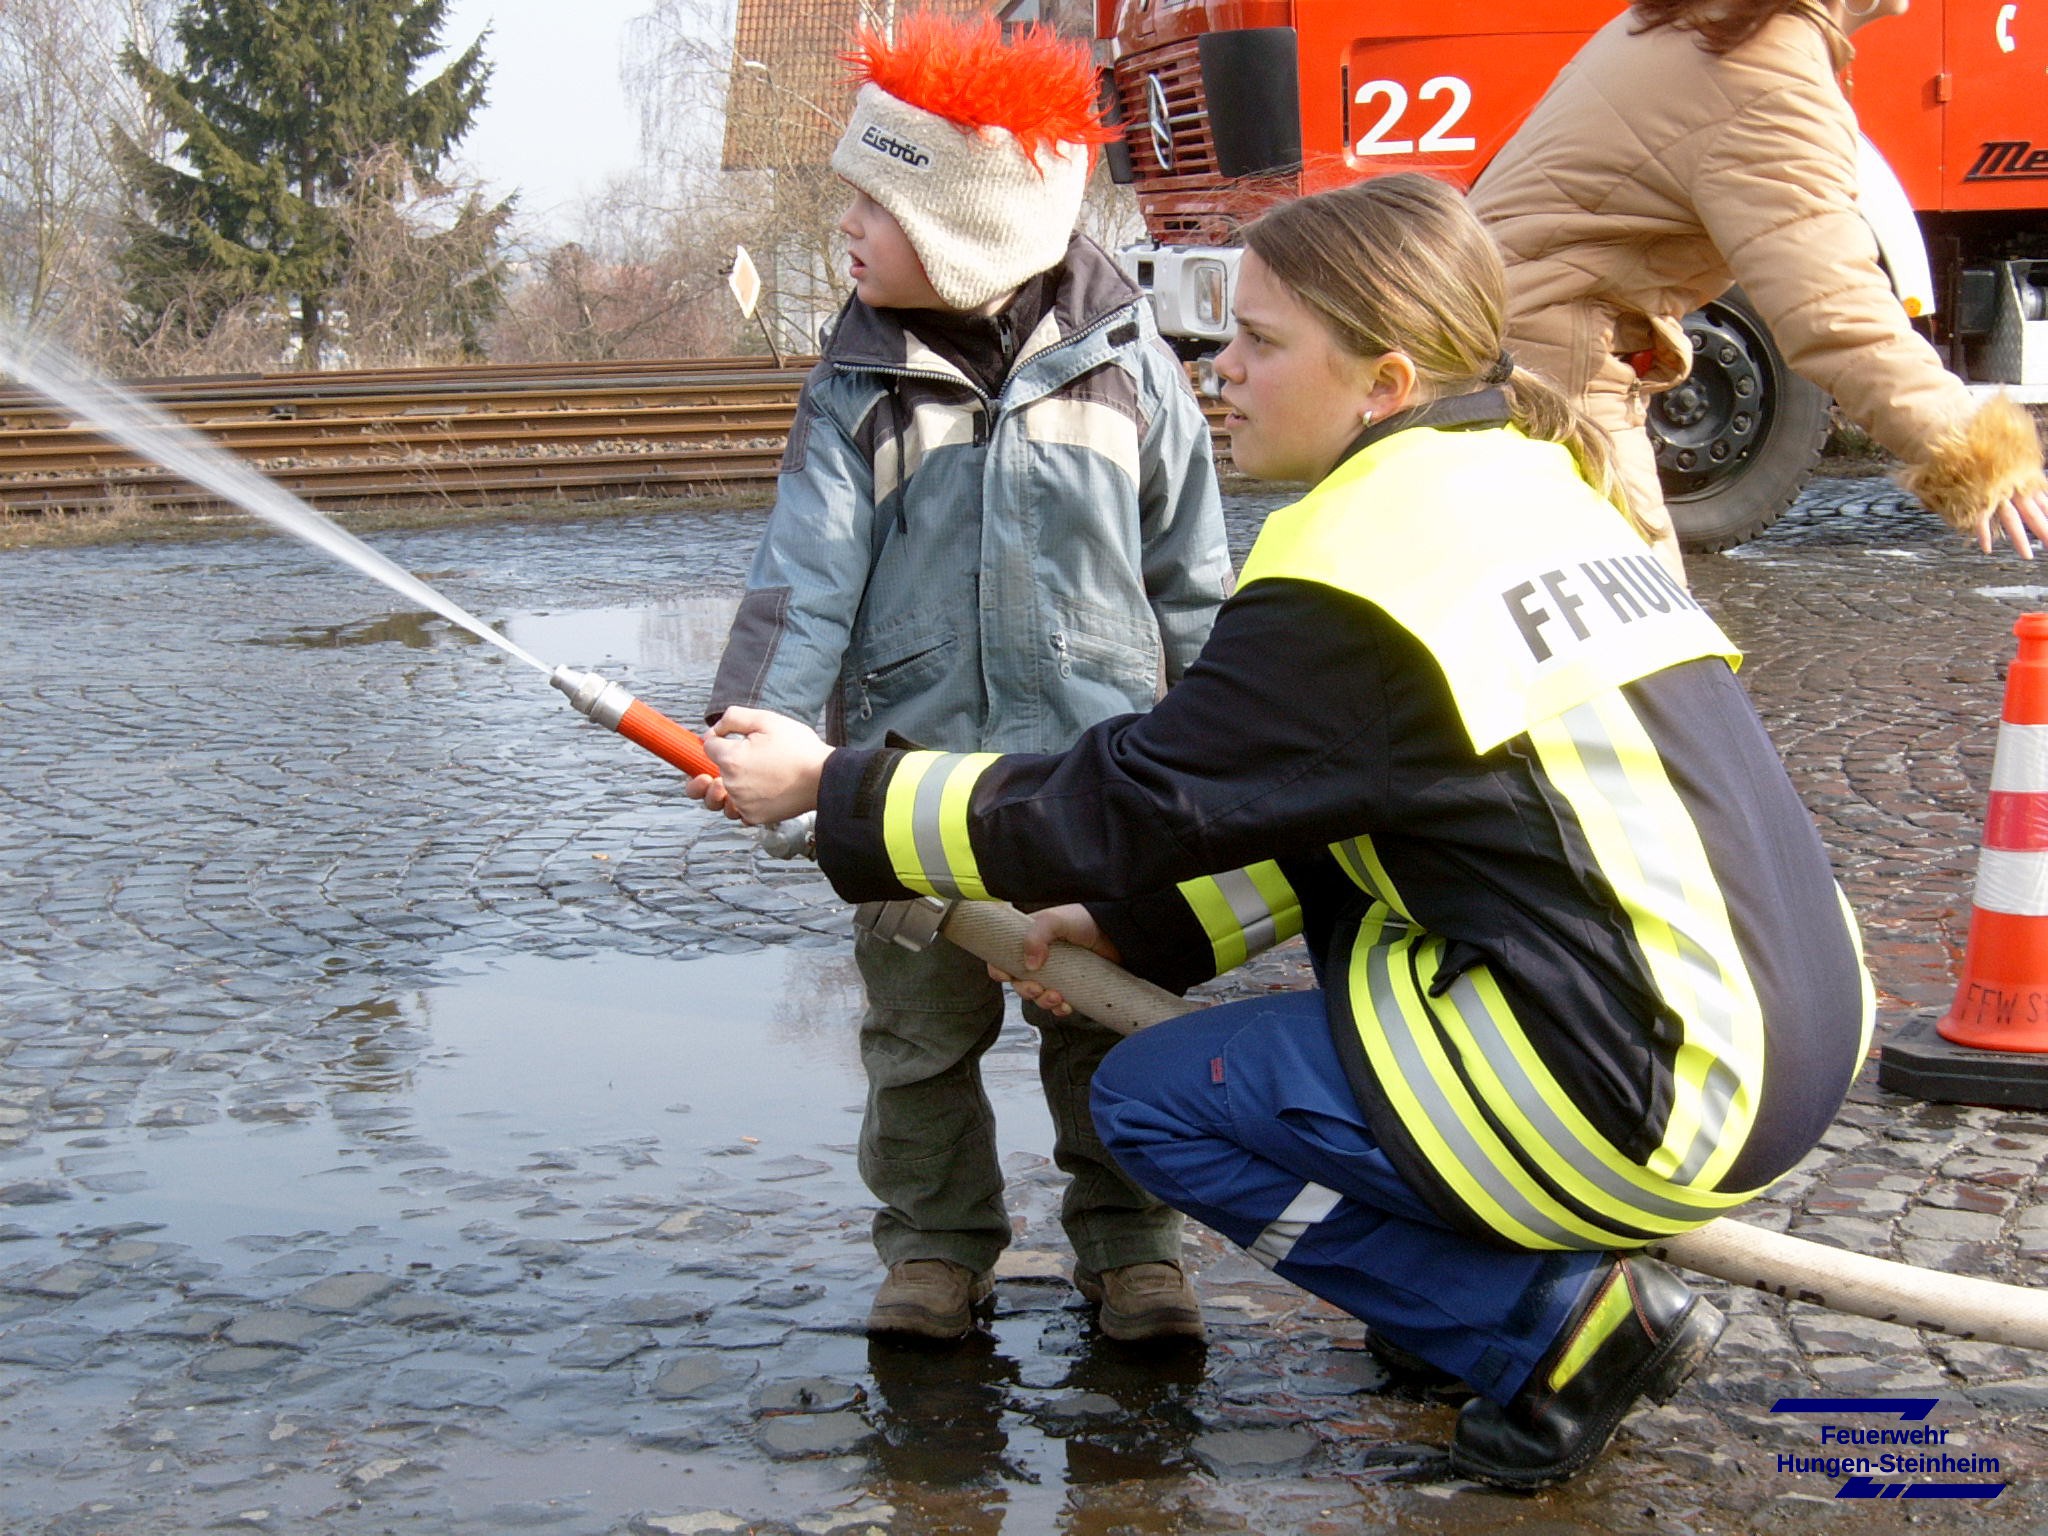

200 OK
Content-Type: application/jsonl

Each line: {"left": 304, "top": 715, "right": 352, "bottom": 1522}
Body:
{"left": 1879, "top": 1013, "right": 2048, "bottom": 1109}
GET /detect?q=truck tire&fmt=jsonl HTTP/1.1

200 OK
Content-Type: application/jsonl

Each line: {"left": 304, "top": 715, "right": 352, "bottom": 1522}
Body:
{"left": 1650, "top": 289, "right": 1832, "bottom": 554}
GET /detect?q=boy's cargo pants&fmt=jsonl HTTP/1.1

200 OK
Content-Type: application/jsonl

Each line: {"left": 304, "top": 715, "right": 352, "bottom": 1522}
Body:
{"left": 854, "top": 929, "right": 1183, "bottom": 1276}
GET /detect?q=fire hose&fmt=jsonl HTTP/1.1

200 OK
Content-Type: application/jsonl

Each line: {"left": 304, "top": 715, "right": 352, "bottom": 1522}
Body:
{"left": 543, "top": 676, "right": 2048, "bottom": 1349}
{"left": 857, "top": 892, "right": 2048, "bottom": 1351}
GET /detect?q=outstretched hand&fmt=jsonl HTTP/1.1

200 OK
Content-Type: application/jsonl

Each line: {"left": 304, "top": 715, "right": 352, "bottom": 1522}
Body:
{"left": 986, "top": 903, "right": 1122, "bottom": 1018}
{"left": 1979, "top": 486, "right": 2048, "bottom": 558}
{"left": 699, "top": 706, "right": 833, "bottom": 826}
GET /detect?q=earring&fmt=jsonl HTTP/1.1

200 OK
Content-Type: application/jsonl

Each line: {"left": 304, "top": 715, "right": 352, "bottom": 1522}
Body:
{"left": 1361, "top": 408, "right": 1375, "bottom": 427}
{"left": 1845, "top": 0, "right": 1881, "bottom": 16}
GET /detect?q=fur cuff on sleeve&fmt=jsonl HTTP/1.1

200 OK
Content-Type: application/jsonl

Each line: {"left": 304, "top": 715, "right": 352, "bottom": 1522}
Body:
{"left": 1897, "top": 394, "right": 2048, "bottom": 532}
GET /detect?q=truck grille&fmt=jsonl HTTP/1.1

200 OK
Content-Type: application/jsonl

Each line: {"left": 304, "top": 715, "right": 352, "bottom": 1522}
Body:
{"left": 1112, "top": 38, "right": 1295, "bottom": 245}
{"left": 1114, "top": 41, "right": 1217, "bottom": 187}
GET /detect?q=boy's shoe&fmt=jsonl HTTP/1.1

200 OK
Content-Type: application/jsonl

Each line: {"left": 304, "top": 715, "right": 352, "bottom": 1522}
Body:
{"left": 1074, "top": 1261, "right": 1206, "bottom": 1342}
{"left": 866, "top": 1259, "right": 993, "bottom": 1340}
{"left": 1449, "top": 1257, "right": 1724, "bottom": 1490}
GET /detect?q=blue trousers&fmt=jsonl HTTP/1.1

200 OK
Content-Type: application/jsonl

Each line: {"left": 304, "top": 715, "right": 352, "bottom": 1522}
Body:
{"left": 1091, "top": 991, "right": 1604, "bottom": 1403}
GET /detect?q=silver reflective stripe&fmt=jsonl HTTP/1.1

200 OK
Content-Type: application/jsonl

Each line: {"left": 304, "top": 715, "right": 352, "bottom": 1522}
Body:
{"left": 1560, "top": 702, "right": 1746, "bottom": 1181}
{"left": 910, "top": 753, "right": 969, "bottom": 898}
{"left": 1364, "top": 940, "right": 1609, "bottom": 1250}
{"left": 1213, "top": 866, "right": 1282, "bottom": 956}
{"left": 1249, "top": 1181, "right": 1344, "bottom": 1268}
{"left": 1673, "top": 1060, "right": 1741, "bottom": 1184}
{"left": 1331, "top": 836, "right": 1374, "bottom": 894}
{"left": 1435, "top": 969, "right": 1725, "bottom": 1226}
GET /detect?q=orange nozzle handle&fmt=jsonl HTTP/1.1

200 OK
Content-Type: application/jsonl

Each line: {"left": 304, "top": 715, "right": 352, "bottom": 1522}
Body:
{"left": 616, "top": 698, "right": 719, "bottom": 779}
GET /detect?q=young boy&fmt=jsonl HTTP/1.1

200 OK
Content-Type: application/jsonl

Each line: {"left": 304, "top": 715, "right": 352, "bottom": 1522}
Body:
{"left": 701, "top": 14, "right": 1231, "bottom": 1342}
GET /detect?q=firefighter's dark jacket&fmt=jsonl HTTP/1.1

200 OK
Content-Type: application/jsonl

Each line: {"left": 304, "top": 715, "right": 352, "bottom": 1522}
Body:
{"left": 812, "top": 392, "right": 1874, "bottom": 1251}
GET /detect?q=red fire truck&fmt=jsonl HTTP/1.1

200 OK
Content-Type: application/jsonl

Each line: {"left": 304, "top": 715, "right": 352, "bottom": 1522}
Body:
{"left": 1097, "top": 0, "right": 2048, "bottom": 549}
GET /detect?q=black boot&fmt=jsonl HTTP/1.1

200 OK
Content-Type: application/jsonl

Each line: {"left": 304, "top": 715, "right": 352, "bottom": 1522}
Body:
{"left": 1364, "top": 1330, "right": 1472, "bottom": 1400}
{"left": 1449, "top": 1256, "right": 1723, "bottom": 1490}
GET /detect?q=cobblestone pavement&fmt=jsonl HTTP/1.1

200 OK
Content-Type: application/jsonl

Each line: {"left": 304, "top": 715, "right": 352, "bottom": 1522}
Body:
{"left": 4, "top": 481, "right": 2048, "bottom": 1534}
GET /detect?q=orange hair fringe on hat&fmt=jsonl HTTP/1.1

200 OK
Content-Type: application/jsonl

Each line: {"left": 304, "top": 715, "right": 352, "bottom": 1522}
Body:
{"left": 842, "top": 13, "right": 1118, "bottom": 168}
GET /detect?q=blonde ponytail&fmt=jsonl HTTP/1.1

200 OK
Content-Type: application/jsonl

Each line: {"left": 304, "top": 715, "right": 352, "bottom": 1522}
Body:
{"left": 1501, "top": 365, "right": 1656, "bottom": 540}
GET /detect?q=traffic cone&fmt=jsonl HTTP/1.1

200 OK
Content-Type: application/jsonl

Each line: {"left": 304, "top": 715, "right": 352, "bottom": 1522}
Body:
{"left": 1882, "top": 612, "right": 2048, "bottom": 1106}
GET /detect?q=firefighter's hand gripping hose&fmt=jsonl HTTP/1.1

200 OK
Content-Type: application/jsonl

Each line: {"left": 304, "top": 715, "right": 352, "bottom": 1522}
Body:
{"left": 550, "top": 667, "right": 816, "bottom": 851}
{"left": 857, "top": 893, "right": 2048, "bottom": 1352}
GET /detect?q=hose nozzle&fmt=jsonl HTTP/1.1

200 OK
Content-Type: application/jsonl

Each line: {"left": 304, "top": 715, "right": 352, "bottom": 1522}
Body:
{"left": 551, "top": 664, "right": 719, "bottom": 779}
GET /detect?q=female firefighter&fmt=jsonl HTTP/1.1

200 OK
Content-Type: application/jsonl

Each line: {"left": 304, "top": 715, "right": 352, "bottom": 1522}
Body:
{"left": 693, "top": 173, "right": 1874, "bottom": 1488}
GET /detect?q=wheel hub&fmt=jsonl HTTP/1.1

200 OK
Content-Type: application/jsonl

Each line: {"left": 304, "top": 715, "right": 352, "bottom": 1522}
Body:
{"left": 1659, "top": 381, "right": 1709, "bottom": 429}
{"left": 1649, "top": 311, "right": 1767, "bottom": 496}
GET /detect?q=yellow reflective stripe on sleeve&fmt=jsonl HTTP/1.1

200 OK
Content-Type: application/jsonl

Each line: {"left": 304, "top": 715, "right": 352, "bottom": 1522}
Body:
{"left": 933, "top": 752, "right": 999, "bottom": 901}
{"left": 879, "top": 751, "right": 999, "bottom": 899}
{"left": 1350, "top": 922, "right": 1633, "bottom": 1250}
{"left": 1178, "top": 862, "right": 1302, "bottom": 973}
{"left": 1331, "top": 837, "right": 1375, "bottom": 897}
{"left": 1246, "top": 861, "right": 1305, "bottom": 947}
{"left": 1180, "top": 878, "right": 1245, "bottom": 972}
{"left": 882, "top": 753, "right": 945, "bottom": 897}
{"left": 1526, "top": 695, "right": 1765, "bottom": 1190}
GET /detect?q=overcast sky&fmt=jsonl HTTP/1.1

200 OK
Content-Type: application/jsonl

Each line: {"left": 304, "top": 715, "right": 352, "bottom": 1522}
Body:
{"left": 436, "top": 1, "right": 689, "bottom": 242}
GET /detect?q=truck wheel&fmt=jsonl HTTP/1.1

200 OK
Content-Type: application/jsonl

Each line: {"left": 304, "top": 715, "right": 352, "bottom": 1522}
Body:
{"left": 1650, "top": 289, "right": 1832, "bottom": 554}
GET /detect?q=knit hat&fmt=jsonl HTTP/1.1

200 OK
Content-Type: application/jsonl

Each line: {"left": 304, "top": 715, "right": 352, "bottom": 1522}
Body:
{"left": 830, "top": 14, "right": 1115, "bottom": 311}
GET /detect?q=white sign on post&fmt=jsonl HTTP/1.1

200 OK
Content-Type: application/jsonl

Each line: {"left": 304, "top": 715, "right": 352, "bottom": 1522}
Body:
{"left": 727, "top": 246, "right": 762, "bottom": 319}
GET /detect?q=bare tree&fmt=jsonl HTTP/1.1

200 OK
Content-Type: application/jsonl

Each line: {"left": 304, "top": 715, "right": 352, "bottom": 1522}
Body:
{"left": 326, "top": 146, "right": 514, "bottom": 366}
{"left": 114, "top": 278, "right": 292, "bottom": 377}
{"left": 0, "top": 0, "right": 173, "bottom": 349}
{"left": 625, "top": 0, "right": 857, "bottom": 354}
{"left": 485, "top": 229, "right": 743, "bottom": 364}
{"left": 1078, "top": 163, "right": 1145, "bottom": 260}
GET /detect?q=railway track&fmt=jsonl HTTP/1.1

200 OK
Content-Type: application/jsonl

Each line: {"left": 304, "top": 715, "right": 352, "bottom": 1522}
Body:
{"left": 0, "top": 354, "right": 1230, "bottom": 515}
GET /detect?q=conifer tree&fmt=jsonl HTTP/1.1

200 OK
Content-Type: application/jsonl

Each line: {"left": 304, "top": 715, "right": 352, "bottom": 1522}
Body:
{"left": 115, "top": 0, "right": 500, "bottom": 366}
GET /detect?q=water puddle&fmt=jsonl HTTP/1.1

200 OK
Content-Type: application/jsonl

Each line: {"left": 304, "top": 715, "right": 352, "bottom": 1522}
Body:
{"left": 4, "top": 950, "right": 1217, "bottom": 1532}
{"left": 27, "top": 948, "right": 1057, "bottom": 1261}
{"left": 50, "top": 952, "right": 813, "bottom": 1248}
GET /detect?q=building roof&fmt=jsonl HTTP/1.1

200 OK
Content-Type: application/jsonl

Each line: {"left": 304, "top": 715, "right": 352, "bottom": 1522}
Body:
{"left": 721, "top": 0, "right": 1019, "bottom": 170}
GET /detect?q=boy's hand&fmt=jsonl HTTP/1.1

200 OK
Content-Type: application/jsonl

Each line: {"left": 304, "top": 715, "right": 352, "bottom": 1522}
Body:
{"left": 986, "top": 904, "right": 1121, "bottom": 1018}
{"left": 680, "top": 771, "right": 736, "bottom": 817}
{"left": 704, "top": 707, "right": 833, "bottom": 825}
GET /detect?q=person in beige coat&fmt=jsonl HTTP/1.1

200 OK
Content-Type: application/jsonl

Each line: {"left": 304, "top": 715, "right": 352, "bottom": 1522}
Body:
{"left": 1470, "top": 0, "right": 2048, "bottom": 578}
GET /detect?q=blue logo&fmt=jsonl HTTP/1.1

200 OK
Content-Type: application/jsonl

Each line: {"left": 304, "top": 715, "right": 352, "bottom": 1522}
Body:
{"left": 1771, "top": 1398, "right": 2006, "bottom": 1499}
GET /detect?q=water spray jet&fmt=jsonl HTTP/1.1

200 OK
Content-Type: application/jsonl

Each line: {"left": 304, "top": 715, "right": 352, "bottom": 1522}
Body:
{"left": 0, "top": 328, "right": 721, "bottom": 782}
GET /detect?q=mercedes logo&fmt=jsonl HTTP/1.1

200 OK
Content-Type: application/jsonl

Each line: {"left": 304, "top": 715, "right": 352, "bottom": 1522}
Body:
{"left": 1145, "top": 73, "right": 1174, "bottom": 172}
